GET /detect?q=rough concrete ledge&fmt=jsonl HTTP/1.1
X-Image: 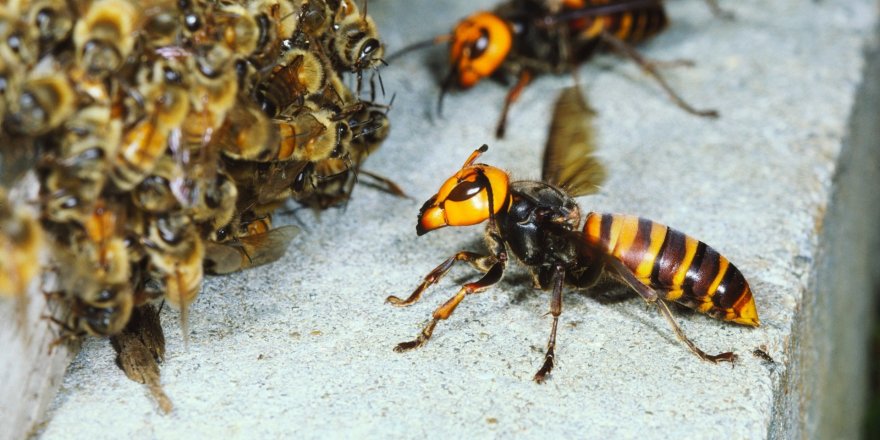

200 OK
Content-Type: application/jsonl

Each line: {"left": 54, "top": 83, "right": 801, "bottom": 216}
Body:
{"left": 27, "top": 0, "right": 879, "bottom": 438}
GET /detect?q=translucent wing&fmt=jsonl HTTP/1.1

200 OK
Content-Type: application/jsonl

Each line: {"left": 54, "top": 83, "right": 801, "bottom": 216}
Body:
{"left": 203, "top": 225, "right": 300, "bottom": 275}
{"left": 0, "top": 133, "right": 38, "bottom": 188}
{"left": 542, "top": 86, "right": 607, "bottom": 197}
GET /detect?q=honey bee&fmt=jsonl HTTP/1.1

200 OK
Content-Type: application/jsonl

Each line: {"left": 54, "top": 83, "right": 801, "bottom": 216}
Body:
{"left": 0, "top": 5, "right": 40, "bottom": 68}
{"left": 388, "top": 86, "right": 757, "bottom": 382}
{"left": 110, "top": 60, "right": 190, "bottom": 191}
{"left": 50, "top": 103, "right": 122, "bottom": 196}
{"left": 48, "top": 202, "right": 135, "bottom": 339}
{"left": 204, "top": 214, "right": 300, "bottom": 275}
{"left": 73, "top": 0, "right": 139, "bottom": 78}
{"left": 63, "top": 282, "right": 135, "bottom": 338}
{"left": 327, "top": 0, "right": 385, "bottom": 92}
{"left": 187, "top": 169, "right": 239, "bottom": 237}
{"left": 79, "top": 200, "right": 131, "bottom": 286}
{"left": 278, "top": 104, "right": 350, "bottom": 163}
{"left": 192, "top": 3, "right": 260, "bottom": 58}
{"left": 131, "top": 156, "right": 183, "bottom": 214}
{"left": 294, "top": 0, "right": 333, "bottom": 37}
{"left": 21, "top": 0, "right": 75, "bottom": 55}
{"left": 244, "top": 0, "right": 299, "bottom": 68}
{"left": 220, "top": 96, "right": 350, "bottom": 167}
{"left": 138, "top": 0, "right": 184, "bottom": 48}
{"left": 168, "top": 123, "right": 240, "bottom": 240}
{"left": 305, "top": 158, "right": 407, "bottom": 209}
{"left": 223, "top": 158, "right": 311, "bottom": 216}
{"left": 184, "top": 46, "right": 239, "bottom": 139}
{"left": 140, "top": 210, "right": 204, "bottom": 343}
{"left": 0, "top": 56, "right": 21, "bottom": 121}
{"left": 38, "top": 162, "right": 104, "bottom": 227}
{"left": 4, "top": 66, "right": 76, "bottom": 136}
{"left": 302, "top": 102, "right": 400, "bottom": 208}
{"left": 348, "top": 101, "right": 390, "bottom": 156}
{"left": 211, "top": 98, "right": 281, "bottom": 162}
{"left": 0, "top": 188, "right": 43, "bottom": 298}
{"left": 392, "top": 0, "right": 719, "bottom": 137}
{"left": 254, "top": 45, "right": 326, "bottom": 117}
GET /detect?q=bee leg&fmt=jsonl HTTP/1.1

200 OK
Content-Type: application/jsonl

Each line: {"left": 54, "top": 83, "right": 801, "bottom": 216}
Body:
{"left": 605, "top": 257, "right": 736, "bottom": 363}
{"left": 43, "top": 316, "right": 82, "bottom": 353}
{"left": 386, "top": 252, "right": 495, "bottom": 306}
{"left": 598, "top": 31, "right": 719, "bottom": 119}
{"left": 394, "top": 261, "right": 505, "bottom": 352}
{"left": 358, "top": 169, "right": 411, "bottom": 199}
{"left": 534, "top": 265, "right": 565, "bottom": 384}
{"left": 495, "top": 70, "right": 533, "bottom": 139}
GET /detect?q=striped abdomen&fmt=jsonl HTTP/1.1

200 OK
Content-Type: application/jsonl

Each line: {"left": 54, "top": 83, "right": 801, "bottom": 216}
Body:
{"left": 563, "top": 0, "right": 669, "bottom": 45}
{"left": 111, "top": 118, "right": 168, "bottom": 191}
{"left": 583, "top": 213, "right": 759, "bottom": 326}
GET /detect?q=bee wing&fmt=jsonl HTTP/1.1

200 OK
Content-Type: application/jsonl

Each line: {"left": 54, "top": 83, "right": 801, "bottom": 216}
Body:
{"left": 202, "top": 242, "right": 248, "bottom": 275}
{"left": 237, "top": 225, "right": 300, "bottom": 269}
{"left": 542, "top": 86, "right": 607, "bottom": 197}
{"left": 203, "top": 225, "right": 300, "bottom": 275}
{"left": 0, "top": 133, "right": 38, "bottom": 187}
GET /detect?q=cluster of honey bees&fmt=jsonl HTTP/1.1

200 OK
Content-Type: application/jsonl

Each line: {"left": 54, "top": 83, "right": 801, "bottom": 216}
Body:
{"left": 0, "top": 0, "right": 390, "bottom": 369}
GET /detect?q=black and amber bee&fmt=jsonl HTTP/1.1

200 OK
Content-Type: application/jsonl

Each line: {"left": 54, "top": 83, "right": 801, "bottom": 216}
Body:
{"left": 392, "top": 0, "right": 722, "bottom": 137}
{"left": 388, "top": 86, "right": 758, "bottom": 382}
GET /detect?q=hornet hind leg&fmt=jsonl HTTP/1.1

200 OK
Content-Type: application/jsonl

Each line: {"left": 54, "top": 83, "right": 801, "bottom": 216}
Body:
{"left": 599, "top": 31, "right": 719, "bottom": 119}
{"left": 605, "top": 257, "right": 736, "bottom": 363}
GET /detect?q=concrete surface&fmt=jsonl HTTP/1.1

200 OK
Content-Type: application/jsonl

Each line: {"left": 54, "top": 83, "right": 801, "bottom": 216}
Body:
{"left": 35, "top": 0, "right": 878, "bottom": 438}
{"left": 0, "top": 178, "right": 78, "bottom": 440}
{"left": 0, "top": 259, "right": 77, "bottom": 440}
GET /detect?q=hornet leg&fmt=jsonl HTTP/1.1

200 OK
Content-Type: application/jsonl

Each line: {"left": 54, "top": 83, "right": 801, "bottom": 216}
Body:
{"left": 599, "top": 31, "right": 719, "bottom": 119}
{"left": 495, "top": 70, "right": 533, "bottom": 139}
{"left": 605, "top": 257, "right": 736, "bottom": 363}
{"left": 394, "top": 261, "right": 505, "bottom": 352}
{"left": 703, "top": 0, "right": 735, "bottom": 20}
{"left": 386, "top": 252, "right": 496, "bottom": 306}
{"left": 534, "top": 264, "right": 565, "bottom": 383}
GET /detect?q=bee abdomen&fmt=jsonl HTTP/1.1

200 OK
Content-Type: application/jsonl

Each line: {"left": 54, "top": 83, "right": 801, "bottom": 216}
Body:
{"left": 110, "top": 120, "right": 167, "bottom": 191}
{"left": 583, "top": 213, "right": 759, "bottom": 326}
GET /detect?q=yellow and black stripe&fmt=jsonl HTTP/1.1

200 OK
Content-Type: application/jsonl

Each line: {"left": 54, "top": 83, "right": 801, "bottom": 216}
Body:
{"left": 583, "top": 213, "right": 759, "bottom": 326}
{"left": 564, "top": 0, "right": 669, "bottom": 45}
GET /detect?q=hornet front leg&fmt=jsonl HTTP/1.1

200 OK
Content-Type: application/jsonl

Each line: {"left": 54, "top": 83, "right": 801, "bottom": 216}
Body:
{"left": 393, "top": 259, "right": 506, "bottom": 352}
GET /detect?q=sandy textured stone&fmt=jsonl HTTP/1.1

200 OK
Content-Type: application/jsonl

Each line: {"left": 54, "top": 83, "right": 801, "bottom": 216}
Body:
{"left": 31, "top": 0, "right": 879, "bottom": 438}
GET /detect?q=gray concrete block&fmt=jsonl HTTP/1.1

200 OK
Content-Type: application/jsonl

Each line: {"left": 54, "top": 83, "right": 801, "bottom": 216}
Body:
{"left": 34, "top": 0, "right": 879, "bottom": 438}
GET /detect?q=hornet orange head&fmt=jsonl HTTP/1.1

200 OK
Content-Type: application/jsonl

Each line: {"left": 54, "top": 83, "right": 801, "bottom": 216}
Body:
{"left": 447, "top": 12, "right": 513, "bottom": 89}
{"left": 417, "top": 145, "right": 510, "bottom": 235}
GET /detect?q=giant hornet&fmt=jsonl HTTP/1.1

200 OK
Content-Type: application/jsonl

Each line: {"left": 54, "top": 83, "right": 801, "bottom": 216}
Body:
{"left": 391, "top": 0, "right": 724, "bottom": 138}
{"left": 388, "top": 86, "right": 758, "bottom": 382}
